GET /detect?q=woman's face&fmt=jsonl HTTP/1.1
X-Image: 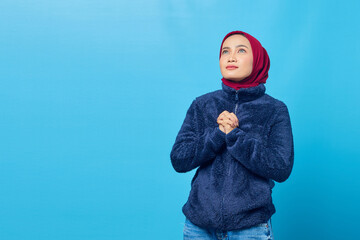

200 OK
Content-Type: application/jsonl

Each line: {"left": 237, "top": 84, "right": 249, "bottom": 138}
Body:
{"left": 219, "top": 34, "right": 253, "bottom": 82}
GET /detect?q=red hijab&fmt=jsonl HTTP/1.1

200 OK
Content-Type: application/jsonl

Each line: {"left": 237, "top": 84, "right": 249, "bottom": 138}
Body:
{"left": 220, "top": 31, "right": 270, "bottom": 89}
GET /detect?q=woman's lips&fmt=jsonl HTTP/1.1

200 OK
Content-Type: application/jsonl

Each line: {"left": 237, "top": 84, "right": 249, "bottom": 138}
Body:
{"left": 226, "top": 66, "right": 238, "bottom": 70}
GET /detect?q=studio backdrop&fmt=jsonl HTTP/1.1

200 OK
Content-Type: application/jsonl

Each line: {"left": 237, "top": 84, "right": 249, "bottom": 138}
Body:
{"left": 0, "top": 0, "right": 359, "bottom": 239}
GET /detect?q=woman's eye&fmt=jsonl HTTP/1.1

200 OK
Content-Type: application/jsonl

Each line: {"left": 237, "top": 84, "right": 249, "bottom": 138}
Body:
{"left": 238, "top": 49, "right": 246, "bottom": 53}
{"left": 222, "top": 50, "right": 229, "bottom": 54}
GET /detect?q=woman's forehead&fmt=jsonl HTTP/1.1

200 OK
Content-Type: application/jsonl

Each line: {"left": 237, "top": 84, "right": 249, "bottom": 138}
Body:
{"left": 222, "top": 34, "right": 251, "bottom": 47}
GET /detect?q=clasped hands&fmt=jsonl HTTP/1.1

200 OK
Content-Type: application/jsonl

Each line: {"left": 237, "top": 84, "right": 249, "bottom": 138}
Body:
{"left": 217, "top": 110, "right": 239, "bottom": 134}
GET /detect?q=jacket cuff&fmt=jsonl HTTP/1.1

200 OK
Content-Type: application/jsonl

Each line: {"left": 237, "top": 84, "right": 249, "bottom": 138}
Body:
{"left": 225, "top": 127, "right": 264, "bottom": 147}
{"left": 225, "top": 128, "right": 245, "bottom": 145}
{"left": 208, "top": 127, "right": 226, "bottom": 153}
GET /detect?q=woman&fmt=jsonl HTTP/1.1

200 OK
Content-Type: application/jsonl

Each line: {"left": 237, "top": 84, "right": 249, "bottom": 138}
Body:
{"left": 170, "top": 30, "right": 294, "bottom": 239}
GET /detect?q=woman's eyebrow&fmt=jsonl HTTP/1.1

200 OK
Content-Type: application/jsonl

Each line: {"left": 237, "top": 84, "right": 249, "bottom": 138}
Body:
{"left": 222, "top": 45, "right": 249, "bottom": 50}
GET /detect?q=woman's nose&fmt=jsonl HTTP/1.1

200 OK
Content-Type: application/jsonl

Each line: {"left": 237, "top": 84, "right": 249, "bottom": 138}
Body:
{"left": 228, "top": 55, "right": 236, "bottom": 62}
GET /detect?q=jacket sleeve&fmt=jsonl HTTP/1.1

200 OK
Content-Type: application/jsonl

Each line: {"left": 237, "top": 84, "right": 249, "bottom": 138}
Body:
{"left": 170, "top": 99, "right": 226, "bottom": 173}
{"left": 225, "top": 105, "right": 294, "bottom": 182}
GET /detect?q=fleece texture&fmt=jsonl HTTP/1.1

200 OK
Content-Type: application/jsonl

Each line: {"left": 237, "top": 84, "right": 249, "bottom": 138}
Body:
{"left": 170, "top": 82, "right": 294, "bottom": 231}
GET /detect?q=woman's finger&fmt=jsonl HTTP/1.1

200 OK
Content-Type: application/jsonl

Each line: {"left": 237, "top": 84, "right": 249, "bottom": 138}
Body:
{"left": 226, "top": 113, "right": 236, "bottom": 123}
{"left": 218, "top": 111, "right": 230, "bottom": 121}
{"left": 230, "top": 113, "right": 239, "bottom": 125}
{"left": 218, "top": 119, "right": 235, "bottom": 127}
{"left": 222, "top": 112, "right": 237, "bottom": 126}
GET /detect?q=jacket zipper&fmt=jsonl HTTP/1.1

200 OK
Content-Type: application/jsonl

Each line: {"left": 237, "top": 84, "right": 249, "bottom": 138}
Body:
{"left": 221, "top": 91, "right": 240, "bottom": 227}
{"left": 229, "top": 91, "right": 239, "bottom": 177}
{"left": 222, "top": 91, "right": 240, "bottom": 225}
{"left": 234, "top": 91, "right": 239, "bottom": 114}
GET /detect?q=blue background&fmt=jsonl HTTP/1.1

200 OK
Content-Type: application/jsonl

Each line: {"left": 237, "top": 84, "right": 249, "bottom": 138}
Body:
{"left": 1, "top": 1, "right": 359, "bottom": 239}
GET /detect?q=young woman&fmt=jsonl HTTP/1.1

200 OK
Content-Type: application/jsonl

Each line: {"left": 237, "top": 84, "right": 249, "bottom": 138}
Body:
{"left": 170, "top": 30, "right": 294, "bottom": 240}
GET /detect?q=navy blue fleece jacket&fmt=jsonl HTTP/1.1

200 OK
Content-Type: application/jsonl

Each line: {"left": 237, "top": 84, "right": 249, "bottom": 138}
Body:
{"left": 170, "top": 82, "right": 294, "bottom": 231}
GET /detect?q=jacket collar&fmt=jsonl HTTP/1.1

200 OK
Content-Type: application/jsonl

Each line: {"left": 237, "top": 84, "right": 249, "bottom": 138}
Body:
{"left": 221, "top": 82, "right": 266, "bottom": 102}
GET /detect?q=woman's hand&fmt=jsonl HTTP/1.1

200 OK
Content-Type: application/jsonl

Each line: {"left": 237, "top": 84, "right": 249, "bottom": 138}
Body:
{"left": 217, "top": 111, "right": 239, "bottom": 134}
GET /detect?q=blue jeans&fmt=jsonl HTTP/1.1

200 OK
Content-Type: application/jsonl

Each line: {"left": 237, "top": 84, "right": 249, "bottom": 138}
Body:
{"left": 183, "top": 218, "right": 274, "bottom": 240}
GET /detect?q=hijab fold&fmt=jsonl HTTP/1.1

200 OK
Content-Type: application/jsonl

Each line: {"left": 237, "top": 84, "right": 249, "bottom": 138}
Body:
{"left": 220, "top": 31, "right": 270, "bottom": 90}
